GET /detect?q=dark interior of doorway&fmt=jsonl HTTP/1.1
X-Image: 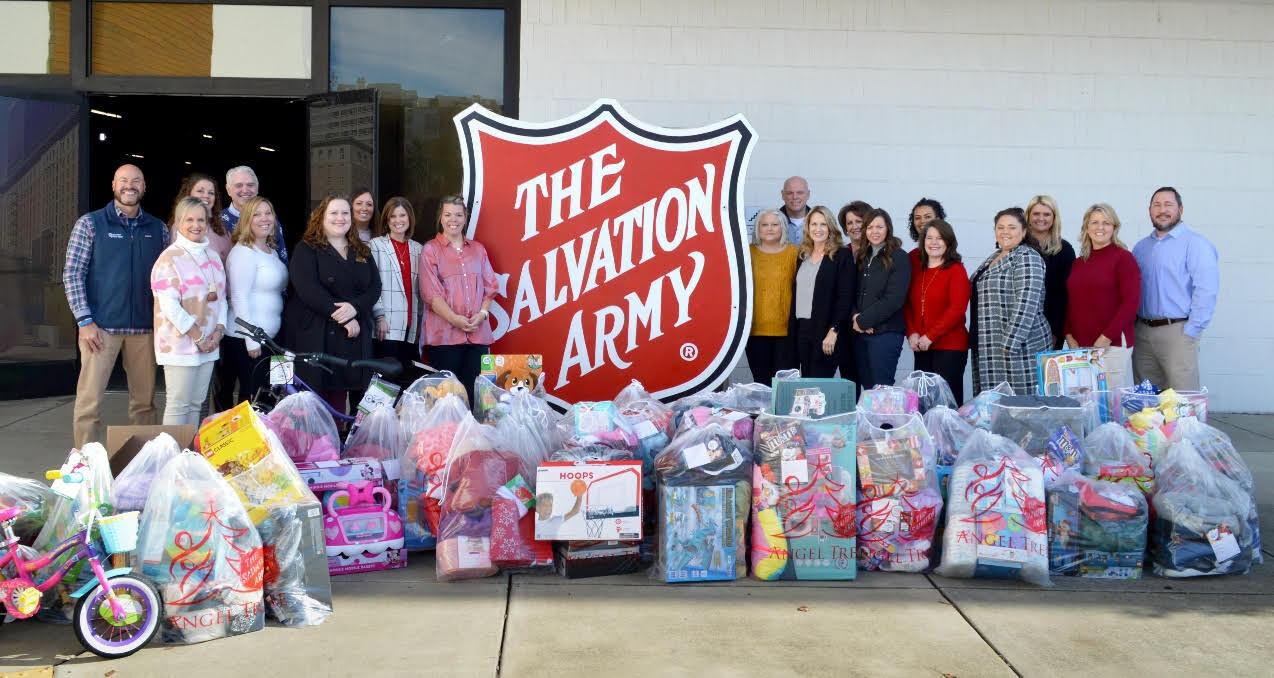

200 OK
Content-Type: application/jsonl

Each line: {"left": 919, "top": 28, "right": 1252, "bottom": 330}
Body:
{"left": 88, "top": 94, "right": 307, "bottom": 244}
{"left": 88, "top": 94, "right": 305, "bottom": 391}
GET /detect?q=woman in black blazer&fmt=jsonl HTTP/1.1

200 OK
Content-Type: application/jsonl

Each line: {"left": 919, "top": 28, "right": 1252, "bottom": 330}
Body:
{"left": 282, "top": 195, "right": 382, "bottom": 414}
{"left": 789, "top": 206, "right": 856, "bottom": 378}
{"left": 852, "top": 208, "right": 912, "bottom": 389}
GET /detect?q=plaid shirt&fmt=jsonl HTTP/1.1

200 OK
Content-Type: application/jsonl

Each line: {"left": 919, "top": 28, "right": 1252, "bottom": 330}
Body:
{"left": 63, "top": 205, "right": 166, "bottom": 335}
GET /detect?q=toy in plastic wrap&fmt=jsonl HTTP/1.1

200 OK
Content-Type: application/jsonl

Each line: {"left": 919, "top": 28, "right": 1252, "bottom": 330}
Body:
{"left": 1083, "top": 423, "right": 1154, "bottom": 496}
{"left": 133, "top": 451, "right": 264, "bottom": 644}
{"left": 0, "top": 470, "right": 54, "bottom": 545}
{"left": 475, "top": 354, "right": 545, "bottom": 422}
{"left": 1047, "top": 471, "right": 1147, "bottom": 579}
{"left": 614, "top": 380, "right": 675, "bottom": 484}
{"left": 1120, "top": 382, "right": 1209, "bottom": 462}
{"left": 1168, "top": 417, "right": 1261, "bottom": 562}
{"left": 399, "top": 393, "right": 469, "bottom": 549}
{"left": 111, "top": 432, "right": 181, "bottom": 512}
{"left": 674, "top": 405, "right": 754, "bottom": 454}
{"left": 855, "top": 412, "right": 942, "bottom": 572}
{"left": 343, "top": 404, "right": 407, "bottom": 498}
{"left": 558, "top": 401, "right": 639, "bottom": 451}
{"left": 1037, "top": 348, "right": 1134, "bottom": 424}
{"left": 399, "top": 372, "right": 468, "bottom": 413}
{"left": 771, "top": 378, "right": 855, "bottom": 419}
{"left": 264, "top": 391, "right": 341, "bottom": 463}
{"left": 923, "top": 406, "right": 975, "bottom": 502}
{"left": 751, "top": 413, "right": 857, "bottom": 581}
{"left": 323, "top": 481, "right": 406, "bottom": 575}
{"left": 1151, "top": 434, "right": 1256, "bottom": 577}
{"left": 255, "top": 502, "right": 333, "bottom": 625}
{"left": 989, "top": 395, "right": 1088, "bottom": 486}
{"left": 435, "top": 415, "right": 534, "bottom": 581}
{"left": 958, "top": 381, "right": 1015, "bottom": 430}
{"left": 899, "top": 371, "right": 958, "bottom": 413}
{"left": 857, "top": 385, "right": 920, "bottom": 416}
{"left": 653, "top": 423, "right": 752, "bottom": 582}
{"left": 935, "top": 430, "right": 1050, "bottom": 586}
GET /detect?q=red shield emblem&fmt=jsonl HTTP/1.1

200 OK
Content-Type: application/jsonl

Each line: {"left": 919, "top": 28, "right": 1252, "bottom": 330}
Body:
{"left": 455, "top": 100, "right": 756, "bottom": 406}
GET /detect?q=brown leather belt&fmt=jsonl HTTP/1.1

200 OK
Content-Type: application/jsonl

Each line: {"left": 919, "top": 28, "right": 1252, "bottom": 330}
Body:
{"left": 1139, "top": 317, "right": 1188, "bottom": 327}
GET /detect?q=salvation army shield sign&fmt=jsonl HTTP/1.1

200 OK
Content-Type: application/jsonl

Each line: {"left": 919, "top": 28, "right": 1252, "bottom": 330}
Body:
{"left": 455, "top": 100, "right": 756, "bottom": 406}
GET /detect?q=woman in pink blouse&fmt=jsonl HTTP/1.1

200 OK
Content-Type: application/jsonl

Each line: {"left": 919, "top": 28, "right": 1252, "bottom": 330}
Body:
{"left": 418, "top": 196, "right": 498, "bottom": 401}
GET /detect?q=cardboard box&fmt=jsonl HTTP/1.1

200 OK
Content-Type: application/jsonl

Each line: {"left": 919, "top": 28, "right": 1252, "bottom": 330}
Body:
{"left": 197, "top": 401, "right": 273, "bottom": 475}
{"left": 535, "top": 461, "right": 643, "bottom": 541}
{"left": 771, "top": 378, "right": 855, "bottom": 419}
{"left": 106, "top": 424, "right": 196, "bottom": 476}
{"left": 295, "top": 457, "right": 384, "bottom": 493}
{"left": 660, "top": 484, "right": 737, "bottom": 583}
{"left": 554, "top": 540, "right": 641, "bottom": 579}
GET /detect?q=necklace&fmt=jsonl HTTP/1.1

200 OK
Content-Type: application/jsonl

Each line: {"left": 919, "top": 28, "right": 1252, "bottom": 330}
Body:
{"left": 918, "top": 266, "right": 939, "bottom": 322}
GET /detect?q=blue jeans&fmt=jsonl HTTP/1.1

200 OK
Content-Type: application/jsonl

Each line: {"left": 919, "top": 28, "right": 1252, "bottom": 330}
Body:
{"left": 853, "top": 331, "right": 905, "bottom": 390}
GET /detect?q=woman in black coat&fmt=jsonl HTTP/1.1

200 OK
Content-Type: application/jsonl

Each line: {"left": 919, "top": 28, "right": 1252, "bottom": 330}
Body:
{"left": 789, "top": 206, "right": 856, "bottom": 378}
{"left": 852, "top": 208, "right": 912, "bottom": 389}
{"left": 282, "top": 195, "right": 381, "bottom": 414}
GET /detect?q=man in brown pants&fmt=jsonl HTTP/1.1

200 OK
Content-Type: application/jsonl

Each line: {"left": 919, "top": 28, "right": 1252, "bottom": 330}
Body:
{"left": 63, "top": 165, "right": 169, "bottom": 447}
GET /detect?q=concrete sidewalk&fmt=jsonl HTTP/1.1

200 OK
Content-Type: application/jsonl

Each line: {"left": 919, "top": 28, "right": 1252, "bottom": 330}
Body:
{"left": 2, "top": 395, "right": 1272, "bottom": 677}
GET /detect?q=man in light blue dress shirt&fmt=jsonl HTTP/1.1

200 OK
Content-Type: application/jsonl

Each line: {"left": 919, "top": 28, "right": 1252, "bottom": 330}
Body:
{"left": 1131, "top": 187, "right": 1219, "bottom": 390}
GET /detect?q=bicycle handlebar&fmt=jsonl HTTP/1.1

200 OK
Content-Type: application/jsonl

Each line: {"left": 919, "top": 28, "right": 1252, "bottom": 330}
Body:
{"left": 234, "top": 318, "right": 402, "bottom": 376}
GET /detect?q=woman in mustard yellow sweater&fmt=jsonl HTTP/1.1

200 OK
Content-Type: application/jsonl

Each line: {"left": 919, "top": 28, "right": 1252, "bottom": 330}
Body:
{"left": 747, "top": 209, "right": 799, "bottom": 384}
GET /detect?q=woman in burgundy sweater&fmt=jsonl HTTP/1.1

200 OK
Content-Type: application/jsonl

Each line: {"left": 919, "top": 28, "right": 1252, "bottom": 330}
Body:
{"left": 1064, "top": 203, "right": 1141, "bottom": 348}
{"left": 904, "top": 219, "right": 970, "bottom": 403}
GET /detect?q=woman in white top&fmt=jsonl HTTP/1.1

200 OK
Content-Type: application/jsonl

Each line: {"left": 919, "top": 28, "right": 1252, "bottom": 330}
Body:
{"left": 224, "top": 196, "right": 289, "bottom": 403}
{"left": 351, "top": 188, "right": 376, "bottom": 244}
{"left": 150, "top": 198, "right": 227, "bottom": 424}
{"left": 369, "top": 196, "right": 424, "bottom": 382}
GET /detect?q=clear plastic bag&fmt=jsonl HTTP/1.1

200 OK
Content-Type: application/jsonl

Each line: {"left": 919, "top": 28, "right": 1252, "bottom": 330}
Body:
{"left": 615, "top": 380, "right": 676, "bottom": 476}
{"left": 1118, "top": 382, "right": 1208, "bottom": 430}
{"left": 133, "top": 451, "right": 264, "bottom": 644}
{"left": 858, "top": 385, "right": 920, "bottom": 416}
{"left": 1082, "top": 422, "right": 1153, "bottom": 496}
{"left": 1168, "top": 417, "right": 1261, "bottom": 562}
{"left": 400, "top": 393, "right": 469, "bottom": 550}
{"left": 493, "top": 393, "right": 555, "bottom": 483}
{"left": 255, "top": 503, "right": 332, "bottom": 626}
{"left": 652, "top": 423, "right": 752, "bottom": 582}
{"left": 751, "top": 413, "right": 857, "bottom": 580}
{"left": 1152, "top": 436, "right": 1256, "bottom": 577}
{"left": 344, "top": 404, "right": 407, "bottom": 463}
{"left": 112, "top": 432, "right": 182, "bottom": 512}
{"left": 1047, "top": 471, "right": 1147, "bottom": 579}
{"left": 855, "top": 412, "right": 941, "bottom": 572}
{"left": 556, "top": 401, "right": 639, "bottom": 452}
{"left": 266, "top": 391, "right": 341, "bottom": 463}
{"left": 674, "top": 405, "right": 755, "bottom": 455}
{"left": 989, "top": 395, "right": 1088, "bottom": 486}
{"left": 32, "top": 444, "right": 115, "bottom": 623}
{"left": 924, "top": 406, "right": 975, "bottom": 468}
{"left": 935, "top": 429, "right": 1050, "bottom": 586}
{"left": 400, "top": 371, "right": 469, "bottom": 410}
{"left": 435, "top": 415, "right": 525, "bottom": 581}
{"left": 958, "top": 382, "right": 1015, "bottom": 429}
{"left": 724, "top": 381, "right": 773, "bottom": 415}
{"left": 900, "top": 371, "right": 958, "bottom": 413}
{"left": 0, "top": 470, "right": 54, "bottom": 545}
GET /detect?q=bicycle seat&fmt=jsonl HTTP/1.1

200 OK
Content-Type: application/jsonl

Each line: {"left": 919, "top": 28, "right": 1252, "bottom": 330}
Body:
{"left": 0, "top": 505, "right": 24, "bottom": 523}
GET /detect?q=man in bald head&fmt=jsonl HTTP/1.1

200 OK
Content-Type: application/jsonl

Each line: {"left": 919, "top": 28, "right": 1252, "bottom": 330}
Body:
{"left": 779, "top": 176, "right": 811, "bottom": 245}
{"left": 63, "top": 164, "right": 167, "bottom": 446}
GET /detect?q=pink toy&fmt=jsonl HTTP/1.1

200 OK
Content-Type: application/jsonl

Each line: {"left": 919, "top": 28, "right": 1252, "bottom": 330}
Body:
{"left": 322, "top": 481, "right": 406, "bottom": 575}
{"left": 267, "top": 391, "right": 342, "bottom": 463}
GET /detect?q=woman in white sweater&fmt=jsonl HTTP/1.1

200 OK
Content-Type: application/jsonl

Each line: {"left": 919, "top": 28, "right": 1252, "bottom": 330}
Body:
{"left": 370, "top": 197, "right": 424, "bottom": 382}
{"left": 224, "top": 196, "right": 289, "bottom": 403}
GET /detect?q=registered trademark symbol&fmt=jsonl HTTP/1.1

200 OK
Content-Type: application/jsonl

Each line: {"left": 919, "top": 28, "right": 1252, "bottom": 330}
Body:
{"left": 679, "top": 343, "right": 699, "bottom": 361}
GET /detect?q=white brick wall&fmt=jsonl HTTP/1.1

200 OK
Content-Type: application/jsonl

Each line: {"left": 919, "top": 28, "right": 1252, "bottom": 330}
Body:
{"left": 520, "top": 0, "right": 1274, "bottom": 412}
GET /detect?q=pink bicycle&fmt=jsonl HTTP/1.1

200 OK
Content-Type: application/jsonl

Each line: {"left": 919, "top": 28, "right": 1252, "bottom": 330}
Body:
{"left": 0, "top": 470, "right": 159, "bottom": 658}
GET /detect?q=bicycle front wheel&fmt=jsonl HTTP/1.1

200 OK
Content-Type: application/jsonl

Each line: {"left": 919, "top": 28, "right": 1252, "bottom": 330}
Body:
{"left": 73, "top": 575, "right": 161, "bottom": 658}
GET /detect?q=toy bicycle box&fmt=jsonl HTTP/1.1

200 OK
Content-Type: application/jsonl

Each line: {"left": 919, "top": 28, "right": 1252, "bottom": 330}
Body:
{"left": 535, "top": 461, "right": 643, "bottom": 541}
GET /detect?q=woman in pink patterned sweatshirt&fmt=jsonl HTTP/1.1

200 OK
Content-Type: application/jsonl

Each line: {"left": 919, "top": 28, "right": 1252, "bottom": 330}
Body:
{"left": 151, "top": 197, "right": 228, "bottom": 424}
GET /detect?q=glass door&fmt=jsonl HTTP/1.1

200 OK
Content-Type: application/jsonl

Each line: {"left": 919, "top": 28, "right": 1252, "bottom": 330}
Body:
{"left": 0, "top": 90, "right": 86, "bottom": 398}
{"left": 306, "top": 88, "right": 378, "bottom": 210}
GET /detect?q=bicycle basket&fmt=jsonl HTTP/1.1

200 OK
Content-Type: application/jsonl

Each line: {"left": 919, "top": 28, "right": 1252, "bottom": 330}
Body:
{"left": 98, "top": 511, "right": 140, "bottom": 554}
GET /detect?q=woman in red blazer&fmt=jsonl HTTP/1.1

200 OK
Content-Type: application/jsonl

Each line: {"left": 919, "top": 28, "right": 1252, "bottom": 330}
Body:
{"left": 905, "top": 219, "right": 971, "bottom": 403}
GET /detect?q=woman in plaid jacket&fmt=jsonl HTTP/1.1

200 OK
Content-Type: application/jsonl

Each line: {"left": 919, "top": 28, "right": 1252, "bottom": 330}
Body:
{"left": 969, "top": 207, "right": 1052, "bottom": 395}
{"left": 370, "top": 197, "right": 424, "bottom": 382}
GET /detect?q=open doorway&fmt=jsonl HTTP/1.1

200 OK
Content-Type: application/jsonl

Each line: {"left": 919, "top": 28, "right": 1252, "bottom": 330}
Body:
{"left": 87, "top": 95, "right": 308, "bottom": 243}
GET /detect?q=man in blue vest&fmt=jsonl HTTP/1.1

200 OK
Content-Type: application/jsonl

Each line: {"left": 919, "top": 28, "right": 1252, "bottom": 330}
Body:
{"left": 222, "top": 165, "right": 288, "bottom": 263}
{"left": 63, "top": 164, "right": 167, "bottom": 447}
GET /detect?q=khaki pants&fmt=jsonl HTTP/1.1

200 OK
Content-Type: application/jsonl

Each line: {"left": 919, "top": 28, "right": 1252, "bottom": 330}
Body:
{"left": 1133, "top": 321, "right": 1201, "bottom": 391}
{"left": 73, "top": 333, "right": 158, "bottom": 448}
